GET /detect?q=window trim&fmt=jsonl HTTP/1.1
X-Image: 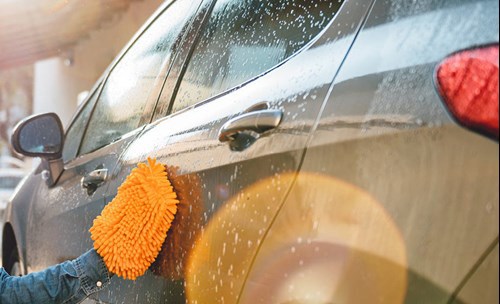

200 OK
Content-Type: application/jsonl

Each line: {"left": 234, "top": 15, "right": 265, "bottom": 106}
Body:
{"left": 62, "top": 79, "right": 103, "bottom": 164}
{"left": 64, "top": 125, "right": 145, "bottom": 170}
{"left": 150, "top": 0, "right": 215, "bottom": 123}
{"left": 63, "top": 77, "right": 103, "bottom": 136}
{"left": 161, "top": 0, "right": 218, "bottom": 117}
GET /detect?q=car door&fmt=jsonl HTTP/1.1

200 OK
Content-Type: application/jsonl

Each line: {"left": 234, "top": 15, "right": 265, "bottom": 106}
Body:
{"left": 237, "top": 1, "right": 500, "bottom": 304}
{"left": 109, "top": 0, "right": 374, "bottom": 302}
{"left": 25, "top": 0, "right": 203, "bottom": 293}
{"left": 86, "top": 1, "right": 206, "bottom": 303}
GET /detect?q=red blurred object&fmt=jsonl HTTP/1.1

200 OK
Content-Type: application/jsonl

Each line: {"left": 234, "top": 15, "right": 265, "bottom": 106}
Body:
{"left": 436, "top": 45, "right": 499, "bottom": 139}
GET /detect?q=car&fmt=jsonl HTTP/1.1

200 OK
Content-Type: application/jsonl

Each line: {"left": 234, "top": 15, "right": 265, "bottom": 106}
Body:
{"left": 0, "top": 168, "right": 26, "bottom": 218}
{"left": 2, "top": 0, "right": 498, "bottom": 303}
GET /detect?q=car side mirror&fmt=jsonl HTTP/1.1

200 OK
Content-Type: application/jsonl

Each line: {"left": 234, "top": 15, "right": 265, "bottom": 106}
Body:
{"left": 11, "top": 113, "right": 64, "bottom": 186}
{"left": 11, "top": 112, "right": 64, "bottom": 160}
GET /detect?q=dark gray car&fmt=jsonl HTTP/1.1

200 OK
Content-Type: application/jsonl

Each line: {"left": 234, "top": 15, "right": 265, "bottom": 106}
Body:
{"left": 3, "top": 0, "right": 499, "bottom": 303}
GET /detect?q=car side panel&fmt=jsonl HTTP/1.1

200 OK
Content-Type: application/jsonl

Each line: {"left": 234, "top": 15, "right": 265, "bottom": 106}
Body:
{"left": 2, "top": 173, "right": 40, "bottom": 272}
{"left": 24, "top": 134, "right": 145, "bottom": 273}
{"left": 105, "top": 1, "right": 376, "bottom": 302}
{"left": 242, "top": 0, "right": 499, "bottom": 303}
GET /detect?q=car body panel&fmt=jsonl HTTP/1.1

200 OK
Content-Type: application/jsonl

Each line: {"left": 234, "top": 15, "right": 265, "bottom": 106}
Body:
{"left": 238, "top": 0, "right": 499, "bottom": 303}
{"left": 2, "top": 170, "right": 38, "bottom": 272}
{"left": 25, "top": 139, "right": 131, "bottom": 271}
{"left": 453, "top": 243, "right": 499, "bottom": 304}
{"left": 103, "top": 1, "right": 375, "bottom": 302}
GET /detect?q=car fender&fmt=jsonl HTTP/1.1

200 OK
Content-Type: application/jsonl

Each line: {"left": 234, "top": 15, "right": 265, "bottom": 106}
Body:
{"left": 2, "top": 170, "right": 41, "bottom": 273}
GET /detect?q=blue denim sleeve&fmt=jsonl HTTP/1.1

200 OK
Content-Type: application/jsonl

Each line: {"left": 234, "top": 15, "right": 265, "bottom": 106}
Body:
{"left": 0, "top": 249, "right": 111, "bottom": 304}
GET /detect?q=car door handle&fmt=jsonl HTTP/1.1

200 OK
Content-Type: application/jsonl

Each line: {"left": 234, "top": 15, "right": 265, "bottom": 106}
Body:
{"left": 218, "top": 109, "right": 283, "bottom": 143}
{"left": 81, "top": 169, "right": 108, "bottom": 195}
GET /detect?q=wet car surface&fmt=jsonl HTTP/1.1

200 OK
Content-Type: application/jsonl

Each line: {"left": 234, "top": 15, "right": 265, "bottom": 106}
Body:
{"left": 3, "top": 0, "right": 499, "bottom": 303}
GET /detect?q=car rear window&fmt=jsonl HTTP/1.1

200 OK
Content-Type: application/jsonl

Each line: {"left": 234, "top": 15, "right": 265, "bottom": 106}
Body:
{"left": 171, "top": 0, "right": 345, "bottom": 113}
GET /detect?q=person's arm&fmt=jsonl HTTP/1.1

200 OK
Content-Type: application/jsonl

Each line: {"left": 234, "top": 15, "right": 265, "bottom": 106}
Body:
{"left": 0, "top": 249, "right": 111, "bottom": 304}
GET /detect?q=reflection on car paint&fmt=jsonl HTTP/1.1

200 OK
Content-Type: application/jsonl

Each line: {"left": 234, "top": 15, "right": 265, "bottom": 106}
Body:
{"left": 186, "top": 172, "right": 406, "bottom": 304}
{"left": 151, "top": 166, "right": 204, "bottom": 280}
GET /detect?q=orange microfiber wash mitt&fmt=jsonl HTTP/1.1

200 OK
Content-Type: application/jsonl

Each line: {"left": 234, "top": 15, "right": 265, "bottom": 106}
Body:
{"left": 90, "top": 158, "right": 179, "bottom": 280}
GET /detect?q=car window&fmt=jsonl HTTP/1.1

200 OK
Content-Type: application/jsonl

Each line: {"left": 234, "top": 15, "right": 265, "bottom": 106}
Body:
{"left": 62, "top": 89, "right": 99, "bottom": 162}
{"left": 79, "top": 0, "right": 202, "bottom": 155}
{"left": 170, "top": 0, "right": 344, "bottom": 113}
